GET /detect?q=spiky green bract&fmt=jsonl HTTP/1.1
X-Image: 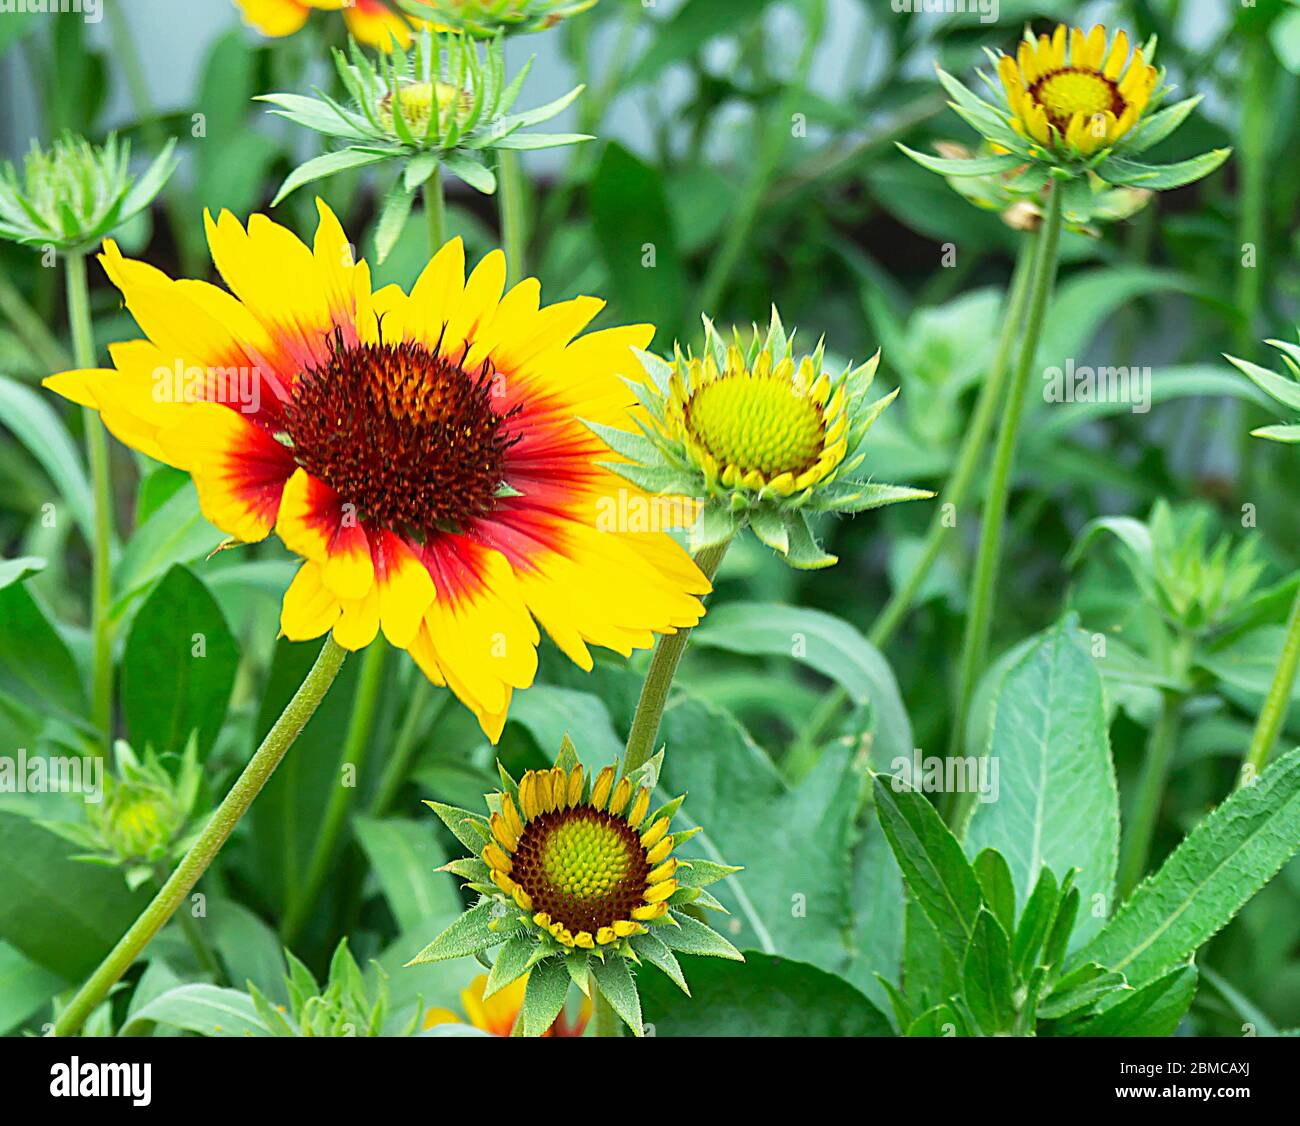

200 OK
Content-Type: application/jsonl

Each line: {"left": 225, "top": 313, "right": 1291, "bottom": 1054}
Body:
{"left": 406, "top": 738, "right": 743, "bottom": 1036}
{"left": 258, "top": 28, "right": 589, "bottom": 260}
{"left": 594, "top": 308, "right": 932, "bottom": 571}
{"left": 39, "top": 737, "right": 204, "bottom": 892}
{"left": 0, "top": 132, "right": 178, "bottom": 253}
{"left": 397, "top": 0, "right": 599, "bottom": 38}
{"left": 1227, "top": 333, "right": 1300, "bottom": 444}
{"left": 248, "top": 939, "right": 421, "bottom": 1037}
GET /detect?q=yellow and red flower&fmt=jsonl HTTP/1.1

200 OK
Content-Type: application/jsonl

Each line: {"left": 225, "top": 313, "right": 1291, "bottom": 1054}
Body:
{"left": 45, "top": 201, "right": 708, "bottom": 739}
{"left": 235, "top": 0, "right": 427, "bottom": 51}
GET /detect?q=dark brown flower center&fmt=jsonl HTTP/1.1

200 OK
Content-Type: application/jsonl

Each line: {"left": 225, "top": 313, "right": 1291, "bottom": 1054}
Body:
{"left": 512, "top": 807, "right": 651, "bottom": 936}
{"left": 281, "top": 329, "right": 517, "bottom": 534}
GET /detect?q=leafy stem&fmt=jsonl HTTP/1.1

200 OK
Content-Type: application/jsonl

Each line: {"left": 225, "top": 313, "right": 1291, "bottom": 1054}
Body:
{"left": 946, "top": 180, "right": 1065, "bottom": 825}
{"left": 52, "top": 637, "right": 349, "bottom": 1037}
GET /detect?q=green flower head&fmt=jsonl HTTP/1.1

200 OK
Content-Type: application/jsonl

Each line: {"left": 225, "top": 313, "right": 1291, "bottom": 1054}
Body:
{"left": 590, "top": 308, "right": 933, "bottom": 571}
{"left": 259, "top": 28, "right": 589, "bottom": 260}
{"left": 0, "top": 132, "right": 177, "bottom": 253}
{"left": 409, "top": 739, "right": 743, "bottom": 1036}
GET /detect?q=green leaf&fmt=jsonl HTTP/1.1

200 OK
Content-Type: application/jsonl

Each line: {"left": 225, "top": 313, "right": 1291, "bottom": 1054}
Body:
{"left": 483, "top": 932, "right": 539, "bottom": 1000}
{"left": 1102, "top": 149, "right": 1231, "bottom": 190}
{"left": 271, "top": 148, "right": 390, "bottom": 206}
{"left": 245, "top": 639, "right": 363, "bottom": 912}
{"left": 518, "top": 955, "right": 570, "bottom": 1037}
{"left": 1077, "top": 747, "right": 1300, "bottom": 987}
{"left": 872, "top": 774, "right": 983, "bottom": 960}
{"left": 111, "top": 483, "right": 221, "bottom": 613}
{"left": 0, "top": 939, "right": 63, "bottom": 1035}
{"left": 973, "top": 849, "right": 1017, "bottom": 938}
{"left": 353, "top": 816, "right": 457, "bottom": 934}
{"left": 640, "top": 952, "right": 892, "bottom": 1036}
{"left": 693, "top": 601, "right": 913, "bottom": 767}
{"left": 120, "top": 984, "right": 269, "bottom": 1038}
{"left": 657, "top": 911, "right": 744, "bottom": 961}
{"left": 0, "top": 556, "right": 44, "bottom": 592}
{"left": 1122, "top": 95, "right": 1203, "bottom": 154}
{"left": 589, "top": 142, "right": 685, "bottom": 339}
{"left": 441, "top": 152, "right": 496, "bottom": 194}
{"left": 1070, "top": 964, "right": 1197, "bottom": 1037}
{"left": 589, "top": 954, "right": 643, "bottom": 1035}
{"left": 0, "top": 374, "right": 93, "bottom": 542}
{"left": 965, "top": 619, "right": 1119, "bottom": 942}
{"left": 1037, "top": 961, "right": 1128, "bottom": 1021}
{"left": 963, "top": 909, "right": 1016, "bottom": 1035}
{"left": 0, "top": 580, "right": 85, "bottom": 721}
{"left": 406, "top": 899, "right": 501, "bottom": 965}
{"left": 1227, "top": 353, "right": 1300, "bottom": 413}
{"left": 896, "top": 143, "right": 1022, "bottom": 177}
{"left": 0, "top": 812, "right": 150, "bottom": 979}
{"left": 121, "top": 565, "right": 239, "bottom": 759}
{"left": 1012, "top": 865, "right": 1059, "bottom": 977}
{"left": 373, "top": 176, "right": 416, "bottom": 264}
{"left": 422, "top": 800, "right": 491, "bottom": 856}
{"left": 206, "top": 898, "right": 287, "bottom": 1005}
{"left": 631, "top": 932, "right": 689, "bottom": 995}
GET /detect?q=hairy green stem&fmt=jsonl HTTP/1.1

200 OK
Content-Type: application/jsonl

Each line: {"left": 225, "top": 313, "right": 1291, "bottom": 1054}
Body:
{"left": 66, "top": 251, "right": 114, "bottom": 756}
{"left": 870, "top": 230, "right": 1039, "bottom": 650}
{"left": 946, "top": 182, "right": 1064, "bottom": 827}
{"left": 497, "top": 150, "right": 527, "bottom": 289}
{"left": 156, "top": 863, "right": 223, "bottom": 983}
{"left": 281, "top": 640, "right": 387, "bottom": 945}
{"left": 424, "top": 170, "right": 446, "bottom": 254}
{"left": 622, "top": 539, "right": 731, "bottom": 778}
{"left": 52, "top": 638, "right": 348, "bottom": 1036}
{"left": 1241, "top": 586, "right": 1300, "bottom": 785}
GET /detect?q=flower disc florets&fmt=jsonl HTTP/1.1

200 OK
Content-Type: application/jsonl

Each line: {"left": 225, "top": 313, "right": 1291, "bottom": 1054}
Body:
{"left": 901, "top": 24, "right": 1230, "bottom": 221}
{"left": 592, "top": 309, "right": 932, "bottom": 570}
{"left": 410, "top": 739, "right": 743, "bottom": 1036}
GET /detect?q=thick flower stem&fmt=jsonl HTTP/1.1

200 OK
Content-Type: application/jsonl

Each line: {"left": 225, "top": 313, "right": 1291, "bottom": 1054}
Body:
{"left": 424, "top": 170, "right": 446, "bottom": 254}
{"left": 497, "top": 150, "right": 527, "bottom": 289}
{"left": 51, "top": 638, "right": 348, "bottom": 1037}
{"left": 946, "top": 182, "right": 1064, "bottom": 827}
{"left": 281, "top": 640, "right": 387, "bottom": 946}
{"left": 869, "top": 229, "right": 1039, "bottom": 650}
{"left": 622, "top": 538, "right": 732, "bottom": 778}
{"left": 66, "top": 250, "right": 115, "bottom": 756}
{"left": 1241, "top": 585, "right": 1300, "bottom": 786}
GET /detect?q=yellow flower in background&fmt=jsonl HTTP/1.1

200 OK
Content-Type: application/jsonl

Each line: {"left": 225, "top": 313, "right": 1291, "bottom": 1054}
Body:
{"left": 235, "top": 0, "right": 428, "bottom": 51}
{"left": 44, "top": 201, "right": 708, "bottom": 741}
{"left": 423, "top": 973, "right": 591, "bottom": 1036}
{"left": 997, "top": 24, "right": 1157, "bottom": 156}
